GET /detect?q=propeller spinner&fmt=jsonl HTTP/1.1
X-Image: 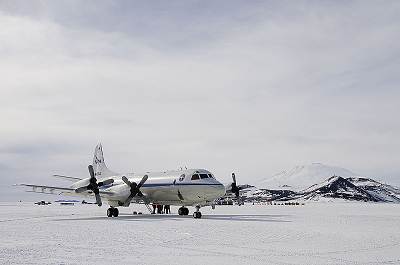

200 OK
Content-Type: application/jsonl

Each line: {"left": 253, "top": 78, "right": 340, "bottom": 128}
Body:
{"left": 121, "top": 175, "right": 148, "bottom": 206}
{"left": 75, "top": 165, "right": 114, "bottom": 207}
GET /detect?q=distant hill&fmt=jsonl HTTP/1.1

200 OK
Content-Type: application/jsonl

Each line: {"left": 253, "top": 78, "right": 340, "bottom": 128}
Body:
{"left": 256, "top": 163, "right": 356, "bottom": 191}
{"left": 241, "top": 176, "right": 400, "bottom": 203}
{"left": 300, "top": 176, "right": 380, "bottom": 202}
{"left": 236, "top": 163, "right": 400, "bottom": 203}
{"left": 347, "top": 177, "right": 400, "bottom": 203}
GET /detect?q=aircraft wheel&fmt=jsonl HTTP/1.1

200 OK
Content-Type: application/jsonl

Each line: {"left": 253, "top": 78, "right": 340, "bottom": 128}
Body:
{"left": 107, "top": 208, "right": 113, "bottom": 217}
{"left": 193, "top": 212, "right": 202, "bottom": 219}
{"left": 113, "top": 208, "right": 119, "bottom": 217}
{"left": 178, "top": 207, "right": 189, "bottom": 216}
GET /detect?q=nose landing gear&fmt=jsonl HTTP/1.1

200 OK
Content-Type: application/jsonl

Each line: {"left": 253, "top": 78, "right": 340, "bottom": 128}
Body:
{"left": 178, "top": 206, "right": 201, "bottom": 218}
{"left": 107, "top": 207, "right": 119, "bottom": 217}
{"left": 193, "top": 205, "right": 202, "bottom": 219}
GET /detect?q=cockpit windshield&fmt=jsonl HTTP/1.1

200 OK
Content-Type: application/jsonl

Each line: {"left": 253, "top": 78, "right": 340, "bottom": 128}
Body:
{"left": 191, "top": 172, "right": 212, "bottom": 180}
{"left": 200, "top": 174, "right": 209, "bottom": 179}
{"left": 191, "top": 174, "right": 200, "bottom": 180}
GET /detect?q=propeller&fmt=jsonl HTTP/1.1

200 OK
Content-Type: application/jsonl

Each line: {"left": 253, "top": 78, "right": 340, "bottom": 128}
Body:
{"left": 121, "top": 175, "right": 148, "bottom": 206}
{"left": 231, "top": 172, "right": 242, "bottom": 205}
{"left": 75, "top": 165, "right": 114, "bottom": 207}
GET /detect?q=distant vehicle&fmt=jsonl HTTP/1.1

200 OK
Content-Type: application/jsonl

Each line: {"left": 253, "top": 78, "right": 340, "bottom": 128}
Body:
{"left": 216, "top": 199, "right": 234, "bottom": 205}
{"left": 81, "top": 200, "right": 96, "bottom": 204}
{"left": 60, "top": 202, "right": 74, "bottom": 206}
{"left": 55, "top": 199, "right": 79, "bottom": 203}
{"left": 17, "top": 144, "right": 242, "bottom": 219}
{"left": 35, "top": 201, "right": 51, "bottom": 205}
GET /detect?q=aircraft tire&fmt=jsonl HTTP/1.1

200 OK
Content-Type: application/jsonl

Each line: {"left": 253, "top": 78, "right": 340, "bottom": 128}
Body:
{"left": 178, "top": 207, "right": 189, "bottom": 216}
{"left": 113, "top": 208, "right": 119, "bottom": 217}
{"left": 107, "top": 208, "right": 113, "bottom": 217}
{"left": 193, "top": 212, "right": 202, "bottom": 219}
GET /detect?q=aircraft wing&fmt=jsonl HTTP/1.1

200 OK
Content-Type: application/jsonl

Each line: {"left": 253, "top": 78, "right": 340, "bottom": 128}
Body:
{"left": 17, "top": 184, "right": 74, "bottom": 194}
{"left": 16, "top": 184, "right": 114, "bottom": 196}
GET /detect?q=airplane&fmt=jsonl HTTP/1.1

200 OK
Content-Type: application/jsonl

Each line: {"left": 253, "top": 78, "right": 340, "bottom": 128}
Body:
{"left": 17, "top": 144, "right": 243, "bottom": 219}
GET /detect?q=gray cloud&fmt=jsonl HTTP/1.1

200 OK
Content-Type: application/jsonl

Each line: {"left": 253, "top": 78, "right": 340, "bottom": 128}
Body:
{"left": 1, "top": 1, "right": 400, "bottom": 200}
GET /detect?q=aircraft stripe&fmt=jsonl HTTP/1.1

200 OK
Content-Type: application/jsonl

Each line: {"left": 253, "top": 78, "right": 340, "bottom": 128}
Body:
{"left": 99, "top": 183, "right": 224, "bottom": 189}
{"left": 144, "top": 183, "right": 224, "bottom": 187}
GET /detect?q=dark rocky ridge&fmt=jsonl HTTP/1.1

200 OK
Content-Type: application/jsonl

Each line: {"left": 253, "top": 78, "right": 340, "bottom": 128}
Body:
{"left": 237, "top": 176, "right": 400, "bottom": 203}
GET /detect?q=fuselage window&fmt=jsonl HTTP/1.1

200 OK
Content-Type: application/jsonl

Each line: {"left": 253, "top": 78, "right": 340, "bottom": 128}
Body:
{"left": 200, "top": 174, "right": 209, "bottom": 179}
{"left": 191, "top": 174, "right": 200, "bottom": 180}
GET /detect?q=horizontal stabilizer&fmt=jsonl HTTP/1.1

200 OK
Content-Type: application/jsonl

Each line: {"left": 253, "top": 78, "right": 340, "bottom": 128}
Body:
{"left": 25, "top": 190, "right": 63, "bottom": 195}
{"left": 52, "top": 174, "right": 82, "bottom": 182}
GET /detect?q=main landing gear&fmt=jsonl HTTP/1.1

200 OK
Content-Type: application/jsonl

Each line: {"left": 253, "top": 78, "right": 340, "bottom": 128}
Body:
{"left": 178, "top": 207, "right": 189, "bottom": 216}
{"left": 107, "top": 207, "right": 119, "bottom": 217}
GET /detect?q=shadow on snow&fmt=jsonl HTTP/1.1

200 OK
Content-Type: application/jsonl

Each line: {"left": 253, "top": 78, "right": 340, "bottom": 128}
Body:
{"left": 54, "top": 213, "right": 291, "bottom": 223}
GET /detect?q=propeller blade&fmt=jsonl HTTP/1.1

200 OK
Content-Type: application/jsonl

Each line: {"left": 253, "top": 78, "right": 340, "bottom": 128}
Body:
{"left": 232, "top": 173, "right": 237, "bottom": 184}
{"left": 75, "top": 186, "right": 88, "bottom": 193}
{"left": 95, "top": 193, "right": 102, "bottom": 206}
{"left": 124, "top": 194, "right": 134, "bottom": 206}
{"left": 98, "top": 179, "right": 114, "bottom": 187}
{"left": 231, "top": 172, "right": 241, "bottom": 204}
{"left": 122, "top": 176, "right": 131, "bottom": 186}
{"left": 137, "top": 175, "right": 148, "bottom": 189}
{"left": 88, "top": 165, "right": 95, "bottom": 179}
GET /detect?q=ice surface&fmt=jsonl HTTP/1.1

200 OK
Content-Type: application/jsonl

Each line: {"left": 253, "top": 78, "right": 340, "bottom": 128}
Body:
{"left": 1, "top": 202, "right": 399, "bottom": 265}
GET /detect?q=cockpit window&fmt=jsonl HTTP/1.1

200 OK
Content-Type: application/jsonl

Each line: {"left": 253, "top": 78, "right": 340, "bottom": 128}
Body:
{"left": 191, "top": 174, "right": 200, "bottom": 180}
{"left": 208, "top": 174, "right": 214, "bottom": 178}
{"left": 200, "top": 174, "right": 209, "bottom": 179}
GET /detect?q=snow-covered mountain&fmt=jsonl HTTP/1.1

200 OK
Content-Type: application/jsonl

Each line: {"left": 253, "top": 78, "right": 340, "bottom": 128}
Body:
{"left": 347, "top": 177, "right": 400, "bottom": 203}
{"left": 224, "top": 163, "right": 400, "bottom": 203}
{"left": 300, "top": 176, "right": 379, "bottom": 202}
{"left": 239, "top": 176, "right": 400, "bottom": 203}
{"left": 257, "top": 163, "right": 356, "bottom": 191}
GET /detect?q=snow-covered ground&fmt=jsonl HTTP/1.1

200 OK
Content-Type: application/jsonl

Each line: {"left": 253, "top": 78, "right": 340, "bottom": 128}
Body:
{"left": 1, "top": 202, "right": 399, "bottom": 265}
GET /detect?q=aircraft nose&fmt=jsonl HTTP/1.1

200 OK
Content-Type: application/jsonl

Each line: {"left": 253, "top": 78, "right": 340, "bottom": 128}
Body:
{"left": 207, "top": 182, "right": 226, "bottom": 199}
{"left": 217, "top": 183, "right": 226, "bottom": 197}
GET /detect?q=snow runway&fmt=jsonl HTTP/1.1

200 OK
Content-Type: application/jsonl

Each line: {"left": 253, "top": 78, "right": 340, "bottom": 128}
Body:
{"left": 1, "top": 202, "right": 399, "bottom": 265}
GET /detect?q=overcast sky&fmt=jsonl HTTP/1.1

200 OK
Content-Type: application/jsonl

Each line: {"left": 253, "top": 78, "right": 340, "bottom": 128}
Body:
{"left": 1, "top": 1, "right": 400, "bottom": 200}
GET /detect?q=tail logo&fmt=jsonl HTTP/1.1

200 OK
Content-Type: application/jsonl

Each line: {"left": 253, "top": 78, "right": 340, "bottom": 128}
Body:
{"left": 94, "top": 155, "right": 103, "bottom": 165}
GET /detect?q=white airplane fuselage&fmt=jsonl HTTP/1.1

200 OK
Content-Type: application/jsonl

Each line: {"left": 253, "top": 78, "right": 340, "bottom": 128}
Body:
{"left": 70, "top": 168, "right": 226, "bottom": 207}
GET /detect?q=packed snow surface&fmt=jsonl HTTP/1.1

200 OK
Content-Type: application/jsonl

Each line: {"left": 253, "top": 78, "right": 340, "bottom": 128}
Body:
{"left": 1, "top": 202, "right": 399, "bottom": 265}
{"left": 257, "top": 163, "right": 356, "bottom": 191}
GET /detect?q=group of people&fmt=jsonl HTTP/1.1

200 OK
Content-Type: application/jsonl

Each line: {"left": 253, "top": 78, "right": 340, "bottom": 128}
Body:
{"left": 152, "top": 204, "right": 171, "bottom": 214}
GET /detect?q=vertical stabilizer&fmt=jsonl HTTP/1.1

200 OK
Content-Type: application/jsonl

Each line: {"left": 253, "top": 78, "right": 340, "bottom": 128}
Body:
{"left": 93, "top": 143, "right": 117, "bottom": 177}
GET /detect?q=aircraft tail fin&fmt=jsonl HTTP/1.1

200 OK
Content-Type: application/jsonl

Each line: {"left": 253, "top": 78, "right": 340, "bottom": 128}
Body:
{"left": 93, "top": 143, "right": 117, "bottom": 177}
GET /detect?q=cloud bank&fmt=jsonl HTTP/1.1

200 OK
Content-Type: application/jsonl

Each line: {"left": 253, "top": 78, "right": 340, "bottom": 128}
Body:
{"left": 1, "top": 1, "right": 400, "bottom": 200}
